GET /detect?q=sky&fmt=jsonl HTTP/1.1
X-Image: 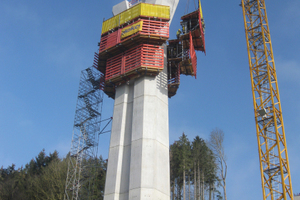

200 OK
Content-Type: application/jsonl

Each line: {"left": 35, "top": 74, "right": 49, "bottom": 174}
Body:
{"left": 0, "top": 0, "right": 299, "bottom": 199}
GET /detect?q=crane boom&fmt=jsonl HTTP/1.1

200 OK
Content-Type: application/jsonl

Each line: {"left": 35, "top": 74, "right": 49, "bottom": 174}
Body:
{"left": 241, "top": 1, "right": 294, "bottom": 199}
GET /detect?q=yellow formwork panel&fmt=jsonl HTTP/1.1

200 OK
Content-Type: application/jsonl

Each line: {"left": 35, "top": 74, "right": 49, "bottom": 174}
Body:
{"left": 102, "top": 3, "right": 170, "bottom": 34}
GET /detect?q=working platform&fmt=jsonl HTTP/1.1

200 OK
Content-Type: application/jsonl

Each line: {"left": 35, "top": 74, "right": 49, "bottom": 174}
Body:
{"left": 95, "top": 3, "right": 171, "bottom": 99}
{"left": 104, "top": 44, "right": 164, "bottom": 83}
{"left": 167, "top": 60, "right": 180, "bottom": 98}
{"left": 167, "top": 39, "right": 182, "bottom": 60}
{"left": 98, "top": 19, "right": 169, "bottom": 73}
{"left": 166, "top": 4, "right": 205, "bottom": 98}
{"left": 95, "top": 0, "right": 206, "bottom": 99}
{"left": 167, "top": 32, "right": 197, "bottom": 78}
{"left": 101, "top": 3, "right": 170, "bottom": 35}
{"left": 100, "top": 19, "right": 169, "bottom": 53}
{"left": 180, "top": 10, "right": 205, "bottom": 52}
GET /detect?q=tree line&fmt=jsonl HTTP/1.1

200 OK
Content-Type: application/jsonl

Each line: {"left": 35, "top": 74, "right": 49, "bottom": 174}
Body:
{"left": 170, "top": 130, "right": 226, "bottom": 200}
{"left": 1, "top": 129, "right": 227, "bottom": 200}
{"left": 0, "top": 150, "right": 106, "bottom": 200}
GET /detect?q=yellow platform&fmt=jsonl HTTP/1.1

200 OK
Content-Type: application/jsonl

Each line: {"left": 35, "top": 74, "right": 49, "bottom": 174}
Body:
{"left": 102, "top": 3, "right": 170, "bottom": 34}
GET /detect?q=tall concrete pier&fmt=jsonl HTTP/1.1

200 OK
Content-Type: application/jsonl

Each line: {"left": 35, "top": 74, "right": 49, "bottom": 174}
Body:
{"left": 104, "top": 61, "right": 170, "bottom": 200}
{"left": 103, "top": 1, "right": 179, "bottom": 199}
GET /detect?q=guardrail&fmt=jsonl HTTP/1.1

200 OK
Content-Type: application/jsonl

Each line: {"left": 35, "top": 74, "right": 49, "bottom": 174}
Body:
{"left": 105, "top": 44, "right": 164, "bottom": 82}
{"left": 99, "top": 19, "right": 169, "bottom": 53}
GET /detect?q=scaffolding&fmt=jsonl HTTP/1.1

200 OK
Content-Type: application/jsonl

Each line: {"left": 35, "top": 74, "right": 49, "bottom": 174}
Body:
{"left": 97, "top": 1, "right": 205, "bottom": 99}
{"left": 64, "top": 66, "right": 112, "bottom": 200}
{"left": 166, "top": 0, "right": 205, "bottom": 97}
{"left": 96, "top": 3, "right": 170, "bottom": 99}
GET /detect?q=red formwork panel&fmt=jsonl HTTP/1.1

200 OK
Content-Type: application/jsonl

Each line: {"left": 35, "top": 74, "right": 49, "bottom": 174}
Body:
{"left": 105, "top": 53, "right": 123, "bottom": 81}
{"left": 124, "top": 46, "right": 141, "bottom": 73}
{"left": 138, "top": 19, "right": 169, "bottom": 39}
{"left": 99, "top": 30, "right": 121, "bottom": 53}
{"left": 189, "top": 32, "right": 197, "bottom": 78}
{"left": 181, "top": 10, "right": 205, "bottom": 53}
{"left": 99, "top": 19, "right": 169, "bottom": 54}
{"left": 105, "top": 44, "right": 164, "bottom": 82}
{"left": 139, "top": 44, "right": 164, "bottom": 69}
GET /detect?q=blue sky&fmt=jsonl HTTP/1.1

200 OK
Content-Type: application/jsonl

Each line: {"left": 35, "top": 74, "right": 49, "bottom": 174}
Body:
{"left": 0, "top": 0, "right": 299, "bottom": 199}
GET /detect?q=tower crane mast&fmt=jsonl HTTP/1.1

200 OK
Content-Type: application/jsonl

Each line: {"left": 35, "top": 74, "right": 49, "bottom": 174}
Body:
{"left": 241, "top": 0, "right": 294, "bottom": 199}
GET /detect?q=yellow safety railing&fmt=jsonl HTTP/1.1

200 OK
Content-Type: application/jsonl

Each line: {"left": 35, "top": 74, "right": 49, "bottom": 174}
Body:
{"left": 102, "top": 3, "right": 170, "bottom": 34}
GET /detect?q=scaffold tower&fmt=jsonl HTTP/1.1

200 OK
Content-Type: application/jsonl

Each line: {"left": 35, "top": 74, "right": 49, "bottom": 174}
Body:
{"left": 64, "top": 66, "right": 109, "bottom": 200}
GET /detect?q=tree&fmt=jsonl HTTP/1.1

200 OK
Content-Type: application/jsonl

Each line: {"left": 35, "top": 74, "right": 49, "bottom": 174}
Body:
{"left": 177, "top": 133, "right": 191, "bottom": 200}
{"left": 0, "top": 150, "right": 107, "bottom": 200}
{"left": 79, "top": 156, "right": 107, "bottom": 200}
{"left": 169, "top": 143, "right": 178, "bottom": 200}
{"left": 170, "top": 133, "right": 219, "bottom": 200}
{"left": 192, "top": 136, "right": 218, "bottom": 200}
{"left": 205, "top": 149, "right": 218, "bottom": 200}
{"left": 30, "top": 157, "right": 67, "bottom": 200}
{"left": 208, "top": 128, "right": 227, "bottom": 200}
{"left": 191, "top": 136, "right": 205, "bottom": 200}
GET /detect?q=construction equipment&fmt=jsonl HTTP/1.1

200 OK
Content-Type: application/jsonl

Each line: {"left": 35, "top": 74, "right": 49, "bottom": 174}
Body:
{"left": 241, "top": 0, "right": 294, "bottom": 199}
{"left": 65, "top": 0, "right": 295, "bottom": 199}
{"left": 167, "top": 0, "right": 205, "bottom": 97}
{"left": 96, "top": 2, "right": 170, "bottom": 99}
{"left": 64, "top": 67, "right": 112, "bottom": 200}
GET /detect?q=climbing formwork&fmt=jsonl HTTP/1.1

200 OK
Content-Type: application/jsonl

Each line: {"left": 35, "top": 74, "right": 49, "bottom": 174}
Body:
{"left": 91, "top": 0, "right": 205, "bottom": 199}
{"left": 166, "top": 0, "right": 205, "bottom": 97}
{"left": 94, "top": 2, "right": 170, "bottom": 99}
{"left": 105, "top": 44, "right": 164, "bottom": 82}
{"left": 94, "top": 0, "right": 205, "bottom": 99}
{"left": 180, "top": 9, "right": 205, "bottom": 51}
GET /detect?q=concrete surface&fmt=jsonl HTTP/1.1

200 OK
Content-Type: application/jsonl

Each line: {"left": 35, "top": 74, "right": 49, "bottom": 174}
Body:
{"left": 104, "top": 45, "right": 170, "bottom": 200}
{"left": 104, "top": 1, "right": 178, "bottom": 199}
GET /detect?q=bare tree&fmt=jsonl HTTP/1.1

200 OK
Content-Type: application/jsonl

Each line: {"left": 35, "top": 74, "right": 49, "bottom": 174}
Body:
{"left": 208, "top": 128, "right": 227, "bottom": 200}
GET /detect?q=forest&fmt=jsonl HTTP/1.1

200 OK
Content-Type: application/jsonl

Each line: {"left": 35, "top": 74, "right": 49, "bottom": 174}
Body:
{"left": 0, "top": 131, "right": 226, "bottom": 200}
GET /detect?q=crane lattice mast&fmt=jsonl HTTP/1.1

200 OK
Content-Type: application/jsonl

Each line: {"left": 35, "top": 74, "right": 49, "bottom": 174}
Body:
{"left": 241, "top": 1, "right": 293, "bottom": 199}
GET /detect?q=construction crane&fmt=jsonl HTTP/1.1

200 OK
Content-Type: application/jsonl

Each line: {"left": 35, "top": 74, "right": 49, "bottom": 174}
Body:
{"left": 64, "top": 0, "right": 294, "bottom": 199}
{"left": 241, "top": 1, "right": 294, "bottom": 199}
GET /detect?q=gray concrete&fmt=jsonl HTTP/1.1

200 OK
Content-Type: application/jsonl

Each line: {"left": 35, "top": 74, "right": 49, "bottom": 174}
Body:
{"left": 112, "top": 0, "right": 130, "bottom": 16}
{"left": 104, "top": 46, "right": 170, "bottom": 200}
{"left": 104, "top": 1, "right": 178, "bottom": 199}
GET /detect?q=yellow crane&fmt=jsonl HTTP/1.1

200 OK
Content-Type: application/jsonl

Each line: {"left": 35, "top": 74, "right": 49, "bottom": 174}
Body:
{"left": 241, "top": 0, "right": 294, "bottom": 199}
